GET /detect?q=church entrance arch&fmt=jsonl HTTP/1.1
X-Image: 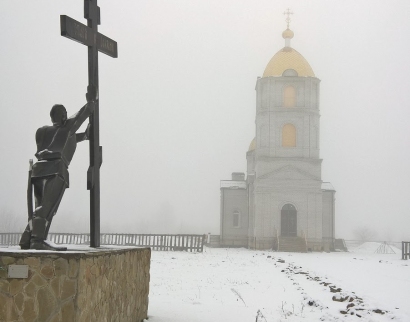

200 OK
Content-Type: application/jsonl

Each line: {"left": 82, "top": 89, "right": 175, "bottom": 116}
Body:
{"left": 281, "top": 204, "right": 297, "bottom": 237}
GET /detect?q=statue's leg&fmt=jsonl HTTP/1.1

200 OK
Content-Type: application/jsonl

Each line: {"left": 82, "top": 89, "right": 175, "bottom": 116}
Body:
{"left": 19, "top": 178, "right": 44, "bottom": 249}
{"left": 44, "top": 188, "right": 65, "bottom": 240}
{"left": 20, "top": 175, "right": 35, "bottom": 249}
{"left": 19, "top": 223, "right": 32, "bottom": 249}
{"left": 30, "top": 176, "right": 67, "bottom": 251}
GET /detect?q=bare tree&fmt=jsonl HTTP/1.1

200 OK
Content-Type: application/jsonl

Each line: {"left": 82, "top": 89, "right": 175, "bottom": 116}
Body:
{"left": 354, "top": 227, "right": 378, "bottom": 241}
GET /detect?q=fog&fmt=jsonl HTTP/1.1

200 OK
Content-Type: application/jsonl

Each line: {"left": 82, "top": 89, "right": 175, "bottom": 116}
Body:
{"left": 1, "top": 1, "right": 409, "bottom": 241}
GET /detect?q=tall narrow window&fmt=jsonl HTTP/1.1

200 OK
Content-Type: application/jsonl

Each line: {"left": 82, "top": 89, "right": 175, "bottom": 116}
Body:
{"left": 284, "top": 86, "right": 296, "bottom": 107}
{"left": 282, "top": 124, "right": 296, "bottom": 147}
{"left": 233, "top": 211, "right": 240, "bottom": 228}
{"left": 260, "top": 125, "right": 269, "bottom": 147}
{"left": 312, "top": 126, "right": 318, "bottom": 148}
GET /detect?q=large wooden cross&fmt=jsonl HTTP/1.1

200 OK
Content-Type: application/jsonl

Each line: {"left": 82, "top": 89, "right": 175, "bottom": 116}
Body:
{"left": 60, "top": 0, "right": 118, "bottom": 247}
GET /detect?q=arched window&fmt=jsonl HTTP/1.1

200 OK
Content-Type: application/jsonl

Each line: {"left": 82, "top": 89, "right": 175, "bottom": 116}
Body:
{"left": 283, "top": 86, "right": 296, "bottom": 107}
{"left": 283, "top": 69, "right": 298, "bottom": 77}
{"left": 233, "top": 211, "right": 240, "bottom": 228}
{"left": 282, "top": 124, "right": 296, "bottom": 147}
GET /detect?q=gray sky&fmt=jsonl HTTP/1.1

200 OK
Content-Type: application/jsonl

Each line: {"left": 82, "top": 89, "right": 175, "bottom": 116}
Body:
{"left": 1, "top": 0, "right": 409, "bottom": 240}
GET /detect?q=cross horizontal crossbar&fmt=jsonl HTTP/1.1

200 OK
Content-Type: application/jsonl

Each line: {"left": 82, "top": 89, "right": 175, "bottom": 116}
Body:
{"left": 60, "top": 15, "right": 118, "bottom": 58}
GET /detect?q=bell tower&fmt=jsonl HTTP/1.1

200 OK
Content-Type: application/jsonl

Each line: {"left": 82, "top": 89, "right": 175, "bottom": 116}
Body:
{"left": 247, "top": 10, "right": 325, "bottom": 250}
{"left": 221, "top": 10, "right": 335, "bottom": 251}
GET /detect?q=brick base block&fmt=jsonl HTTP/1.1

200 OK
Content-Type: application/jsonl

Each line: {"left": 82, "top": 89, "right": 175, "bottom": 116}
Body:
{"left": 0, "top": 247, "right": 150, "bottom": 322}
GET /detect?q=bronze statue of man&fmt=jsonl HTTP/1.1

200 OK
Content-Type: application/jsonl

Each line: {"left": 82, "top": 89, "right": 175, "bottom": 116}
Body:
{"left": 19, "top": 86, "right": 97, "bottom": 251}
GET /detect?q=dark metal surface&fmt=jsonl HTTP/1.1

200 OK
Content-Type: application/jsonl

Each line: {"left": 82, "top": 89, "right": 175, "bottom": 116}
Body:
{"left": 60, "top": 15, "right": 118, "bottom": 58}
{"left": 19, "top": 88, "right": 96, "bottom": 251}
{"left": 60, "top": 0, "right": 117, "bottom": 248}
{"left": 26, "top": 160, "right": 33, "bottom": 224}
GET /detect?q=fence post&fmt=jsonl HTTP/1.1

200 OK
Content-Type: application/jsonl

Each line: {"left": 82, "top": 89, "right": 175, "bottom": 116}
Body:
{"left": 201, "top": 234, "right": 205, "bottom": 252}
{"left": 403, "top": 242, "right": 405, "bottom": 260}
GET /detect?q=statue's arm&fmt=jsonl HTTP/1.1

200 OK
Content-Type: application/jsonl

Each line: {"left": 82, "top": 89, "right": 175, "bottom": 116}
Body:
{"left": 68, "top": 86, "right": 97, "bottom": 134}
{"left": 75, "top": 124, "right": 91, "bottom": 142}
{"left": 35, "top": 126, "right": 60, "bottom": 160}
{"left": 75, "top": 132, "right": 87, "bottom": 142}
{"left": 68, "top": 102, "right": 94, "bottom": 135}
{"left": 35, "top": 127, "right": 45, "bottom": 147}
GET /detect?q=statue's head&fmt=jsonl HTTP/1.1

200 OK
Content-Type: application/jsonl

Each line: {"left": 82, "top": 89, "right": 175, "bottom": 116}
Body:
{"left": 50, "top": 104, "right": 67, "bottom": 126}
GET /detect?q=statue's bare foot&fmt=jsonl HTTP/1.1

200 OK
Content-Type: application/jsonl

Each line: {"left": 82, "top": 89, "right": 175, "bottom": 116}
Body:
{"left": 30, "top": 241, "right": 67, "bottom": 251}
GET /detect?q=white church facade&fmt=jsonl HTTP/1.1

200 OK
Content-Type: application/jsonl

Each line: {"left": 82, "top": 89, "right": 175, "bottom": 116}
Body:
{"left": 220, "top": 22, "right": 336, "bottom": 252}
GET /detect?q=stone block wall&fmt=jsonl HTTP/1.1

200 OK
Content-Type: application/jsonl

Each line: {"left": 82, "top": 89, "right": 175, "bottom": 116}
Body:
{"left": 0, "top": 247, "right": 150, "bottom": 322}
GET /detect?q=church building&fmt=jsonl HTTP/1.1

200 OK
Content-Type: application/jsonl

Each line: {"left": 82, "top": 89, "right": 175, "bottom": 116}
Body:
{"left": 220, "top": 17, "right": 336, "bottom": 252}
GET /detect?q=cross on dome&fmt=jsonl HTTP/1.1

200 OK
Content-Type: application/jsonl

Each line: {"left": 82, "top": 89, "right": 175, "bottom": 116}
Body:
{"left": 283, "top": 8, "right": 293, "bottom": 29}
{"left": 263, "top": 9, "right": 315, "bottom": 77}
{"left": 282, "top": 8, "right": 294, "bottom": 46}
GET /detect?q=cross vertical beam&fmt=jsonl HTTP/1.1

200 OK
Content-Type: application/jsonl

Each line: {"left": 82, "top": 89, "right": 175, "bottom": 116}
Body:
{"left": 60, "top": 0, "right": 118, "bottom": 248}
{"left": 86, "top": 0, "right": 101, "bottom": 248}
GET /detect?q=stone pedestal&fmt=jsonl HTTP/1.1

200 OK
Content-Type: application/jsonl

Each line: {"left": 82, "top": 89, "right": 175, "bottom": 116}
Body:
{"left": 0, "top": 246, "right": 151, "bottom": 322}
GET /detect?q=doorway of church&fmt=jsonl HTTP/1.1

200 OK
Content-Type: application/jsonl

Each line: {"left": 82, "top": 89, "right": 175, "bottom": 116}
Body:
{"left": 281, "top": 204, "right": 297, "bottom": 237}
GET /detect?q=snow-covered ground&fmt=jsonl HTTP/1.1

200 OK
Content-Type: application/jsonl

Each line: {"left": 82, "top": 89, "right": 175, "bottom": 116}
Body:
{"left": 148, "top": 244, "right": 410, "bottom": 321}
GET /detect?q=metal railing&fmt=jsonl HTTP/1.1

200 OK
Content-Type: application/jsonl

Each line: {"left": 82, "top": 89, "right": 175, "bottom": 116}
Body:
{"left": 0, "top": 233, "right": 206, "bottom": 252}
{"left": 343, "top": 240, "right": 402, "bottom": 252}
{"left": 0, "top": 233, "right": 21, "bottom": 246}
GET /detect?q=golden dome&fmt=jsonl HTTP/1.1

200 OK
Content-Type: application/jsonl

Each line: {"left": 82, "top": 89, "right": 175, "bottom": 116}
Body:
{"left": 282, "top": 28, "right": 294, "bottom": 39}
{"left": 263, "top": 47, "right": 315, "bottom": 77}
{"left": 248, "top": 138, "right": 256, "bottom": 151}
